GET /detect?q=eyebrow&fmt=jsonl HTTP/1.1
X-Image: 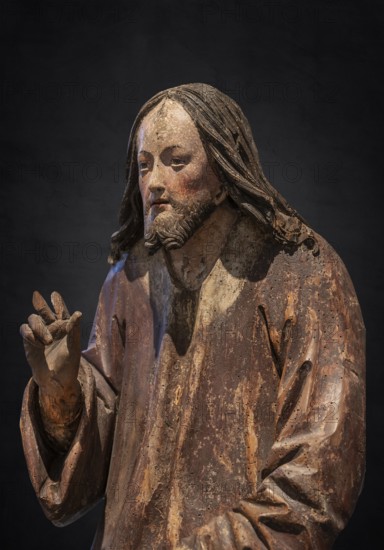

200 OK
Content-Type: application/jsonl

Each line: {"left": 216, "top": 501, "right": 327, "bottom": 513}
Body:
{"left": 138, "top": 145, "right": 184, "bottom": 155}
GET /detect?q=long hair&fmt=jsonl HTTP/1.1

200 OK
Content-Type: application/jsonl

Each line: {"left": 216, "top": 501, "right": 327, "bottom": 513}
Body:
{"left": 109, "top": 83, "right": 318, "bottom": 263}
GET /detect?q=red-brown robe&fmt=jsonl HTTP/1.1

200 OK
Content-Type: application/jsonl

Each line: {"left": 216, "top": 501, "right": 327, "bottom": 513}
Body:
{"left": 20, "top": 214, "right": 366, "bottom": 549}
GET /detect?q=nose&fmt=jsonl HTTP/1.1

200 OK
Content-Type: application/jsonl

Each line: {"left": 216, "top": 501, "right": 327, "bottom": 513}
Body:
{"left": 148, "top": 163, "right": 166, "bottom": 193}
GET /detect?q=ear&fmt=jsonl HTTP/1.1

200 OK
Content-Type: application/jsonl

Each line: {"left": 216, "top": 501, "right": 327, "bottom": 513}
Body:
{"left": 212, "top": 184, "right": 228, "bottom": 206}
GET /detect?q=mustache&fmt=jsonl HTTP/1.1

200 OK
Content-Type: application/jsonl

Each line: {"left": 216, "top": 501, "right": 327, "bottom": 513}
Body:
{"left": 145, "top": 194, "right": 181, "bottom": 214}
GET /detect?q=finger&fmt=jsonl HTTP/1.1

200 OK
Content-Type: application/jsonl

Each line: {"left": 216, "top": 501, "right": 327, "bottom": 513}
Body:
{"left": 66, "top": 311, "right": 82, "bottom": 334}
{"left": 51, "top": 291, "right": 70, "bottom": 320}
{"left": 66, "top": 311, "right": 82, "bottom": 355}
{"left": 20, "top": 323, "right": 44, "bottom": 349}
{"left": 32, "top": 291, "right": 56, "bottom": 324}
{"left": 47, "top": 319, "right": 68, "bottom": 339}
{"left": 28, "top": 314, "right": 53, "bottom": 345}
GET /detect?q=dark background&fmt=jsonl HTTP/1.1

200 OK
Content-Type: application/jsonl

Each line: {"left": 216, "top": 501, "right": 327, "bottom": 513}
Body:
{"left": 1, "top": 0, "right": 382, "bottom": 548}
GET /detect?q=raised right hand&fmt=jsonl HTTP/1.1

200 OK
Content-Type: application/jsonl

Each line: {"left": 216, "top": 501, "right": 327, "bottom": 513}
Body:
{"left": 20, "top": 290, "right": 82, "bottom": 399}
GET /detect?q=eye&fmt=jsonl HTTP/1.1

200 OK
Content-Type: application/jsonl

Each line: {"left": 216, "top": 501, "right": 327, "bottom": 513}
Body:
{"left": 171, "top": 157, "right": 186, "bottom": 168}
{"left": 138, "top": 161, "right": 149, "bottom": 173}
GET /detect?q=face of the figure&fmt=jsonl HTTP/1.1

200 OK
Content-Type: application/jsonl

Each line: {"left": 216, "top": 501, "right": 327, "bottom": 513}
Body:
{"left": 136, "top": 99, "right": 226, "bottom": 252}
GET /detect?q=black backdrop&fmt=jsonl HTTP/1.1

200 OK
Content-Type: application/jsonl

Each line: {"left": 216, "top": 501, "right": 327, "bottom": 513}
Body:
{"left": 1, "top": 1, "right": 382, "bottom": 548}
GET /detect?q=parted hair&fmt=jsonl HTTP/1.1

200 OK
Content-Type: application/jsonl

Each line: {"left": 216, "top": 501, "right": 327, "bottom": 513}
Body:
{"left": 109, "top": 83, "right": 317, "bottom": 263}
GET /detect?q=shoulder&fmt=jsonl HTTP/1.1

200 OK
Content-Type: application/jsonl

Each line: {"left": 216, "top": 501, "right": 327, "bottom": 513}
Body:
{"left": 306, "top": 231, "right": 356, "bottom": 297}
{"left": 256, "top": 226, "right": 362, "bottom": 323}
{"left": 273, "top": 229, "right": 353, "bottom": 287}
{"left": 272, "top": 230, "right": 363, "bottom": 326}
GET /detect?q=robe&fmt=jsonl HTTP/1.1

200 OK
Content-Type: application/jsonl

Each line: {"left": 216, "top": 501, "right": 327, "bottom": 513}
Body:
{"left": 20, "top": 213, "right": 366, "bottom": 549}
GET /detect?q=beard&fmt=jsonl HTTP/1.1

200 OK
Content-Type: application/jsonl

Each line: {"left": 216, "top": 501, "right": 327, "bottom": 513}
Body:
{"left": 144, "top": 196, "right": 216, "bottom": 255}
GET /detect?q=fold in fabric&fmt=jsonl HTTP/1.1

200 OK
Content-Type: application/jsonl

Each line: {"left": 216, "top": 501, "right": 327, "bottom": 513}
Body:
{"left": 20, "top": 215, "right": 365, "bottom": 549}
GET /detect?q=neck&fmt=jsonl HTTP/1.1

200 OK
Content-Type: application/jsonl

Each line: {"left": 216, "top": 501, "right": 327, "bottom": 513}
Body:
{"left": 163, "top": 201, "right": 239, "bottom": 290}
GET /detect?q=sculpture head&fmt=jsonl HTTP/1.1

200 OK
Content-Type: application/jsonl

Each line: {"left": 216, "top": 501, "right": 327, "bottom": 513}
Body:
{"left": 109, "top": 83, "right": 317, "bottom": 262}
{"left": 137, "top": 98, "right": 229, "bottom": 254}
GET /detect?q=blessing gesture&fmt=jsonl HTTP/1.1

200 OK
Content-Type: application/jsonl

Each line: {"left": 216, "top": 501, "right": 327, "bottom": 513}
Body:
{"left": 20, "top": 291, "right": 82, "bottom": 427}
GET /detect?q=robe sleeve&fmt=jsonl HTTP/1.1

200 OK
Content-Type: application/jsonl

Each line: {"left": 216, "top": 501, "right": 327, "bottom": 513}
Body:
{"left": 178, "top": 245, "right": 366, "bottom": 550}
{"left": 19, "top": 264, "right": 125, "bottom": 526}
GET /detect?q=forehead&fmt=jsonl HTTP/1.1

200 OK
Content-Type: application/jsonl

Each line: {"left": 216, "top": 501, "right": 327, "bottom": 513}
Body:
{"left": 136, "top": 99, "right": 202, "bottom": 152}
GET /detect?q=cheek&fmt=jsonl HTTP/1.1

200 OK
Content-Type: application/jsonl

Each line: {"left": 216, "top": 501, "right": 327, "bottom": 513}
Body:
{"left": 170, "top": 167, "right": 208, "bottom": 197}
{"left": 138, "top": 179, "right": 149, "bottom": 212}
{"left": 138, "top": 178, "right": 148, "bottom": 199}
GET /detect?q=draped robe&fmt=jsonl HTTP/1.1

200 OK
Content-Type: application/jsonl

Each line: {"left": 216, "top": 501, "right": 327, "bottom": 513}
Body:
{"left": 20, "top": 214, "right": 365, "bottom": 549}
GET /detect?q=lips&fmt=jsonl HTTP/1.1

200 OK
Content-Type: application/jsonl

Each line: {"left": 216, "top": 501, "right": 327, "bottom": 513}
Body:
{"left": 151, "top": 199, "right": 170, "bottom": 207}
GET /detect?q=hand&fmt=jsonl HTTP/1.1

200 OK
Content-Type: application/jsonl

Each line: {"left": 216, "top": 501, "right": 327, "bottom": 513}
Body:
{"left": 20, "top": 290, "right": 82, "bottom": 402}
